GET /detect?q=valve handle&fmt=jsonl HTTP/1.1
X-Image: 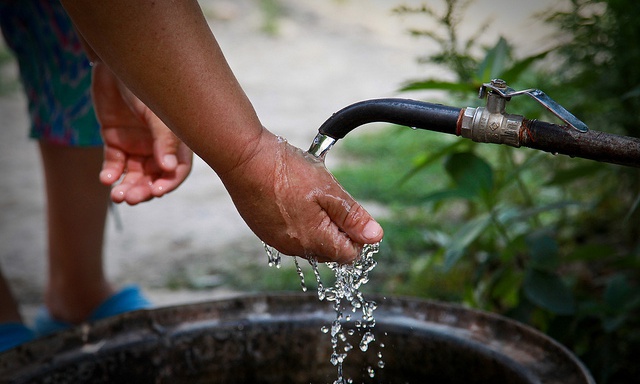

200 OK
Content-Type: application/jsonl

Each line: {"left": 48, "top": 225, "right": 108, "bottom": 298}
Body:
{"left": 480, "top": 80, "right": 589, "bottom": 133}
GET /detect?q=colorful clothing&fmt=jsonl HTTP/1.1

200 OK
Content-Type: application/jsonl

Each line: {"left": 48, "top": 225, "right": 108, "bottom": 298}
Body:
{"left": 0, "top": 0, "right": 101, "bottom": 146}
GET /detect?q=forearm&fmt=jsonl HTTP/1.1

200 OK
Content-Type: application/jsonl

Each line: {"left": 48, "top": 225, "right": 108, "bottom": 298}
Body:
{"left": 61, "top": 0, "right": 384, "bottom": 261}
{"left": 61, "top": 0, "right": 264, "bottom": 174}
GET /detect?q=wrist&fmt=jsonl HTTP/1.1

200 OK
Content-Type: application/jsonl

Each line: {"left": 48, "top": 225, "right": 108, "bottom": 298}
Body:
{"left": 215, "top": 127, "right": 278, "bottom": 180}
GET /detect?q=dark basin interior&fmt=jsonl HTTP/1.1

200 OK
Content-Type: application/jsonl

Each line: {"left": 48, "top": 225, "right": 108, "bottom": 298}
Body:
{"left": 0, "top": 293, "right": 594, "bottom": 383}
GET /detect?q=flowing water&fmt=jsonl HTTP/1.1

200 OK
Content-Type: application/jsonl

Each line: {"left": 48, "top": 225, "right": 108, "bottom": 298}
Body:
{"left": 264, "top": 242, "right": 382, "bottom": 383}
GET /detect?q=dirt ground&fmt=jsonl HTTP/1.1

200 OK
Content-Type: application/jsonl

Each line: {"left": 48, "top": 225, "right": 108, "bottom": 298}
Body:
{"left": 0, "top": 0, "right": 557, "bottom": 321}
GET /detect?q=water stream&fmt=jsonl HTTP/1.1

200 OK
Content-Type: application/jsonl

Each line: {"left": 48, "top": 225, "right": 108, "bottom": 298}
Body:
{"left": 264, "top": 242, "right": 383, "bottom": 383}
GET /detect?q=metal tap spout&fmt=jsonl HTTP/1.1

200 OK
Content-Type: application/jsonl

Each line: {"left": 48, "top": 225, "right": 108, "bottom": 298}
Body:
{"left": 307, "top": 98, "right": 461, "bottom": 158}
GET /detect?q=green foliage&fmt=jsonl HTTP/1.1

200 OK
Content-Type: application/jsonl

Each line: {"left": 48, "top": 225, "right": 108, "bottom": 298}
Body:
{"left": 258, "top": 0, "right": 283, "bottom": 35}
{"left": 333, "top": 0, "right": 640, "bottom": 382}
{"left": 544, "top": 0, "right": 640, "bottom": 137}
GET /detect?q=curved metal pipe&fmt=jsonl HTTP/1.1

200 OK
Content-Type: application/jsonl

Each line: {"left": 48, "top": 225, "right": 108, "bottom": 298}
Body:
{"left": 317, "top": 98, "right": 462, "bottom": 139}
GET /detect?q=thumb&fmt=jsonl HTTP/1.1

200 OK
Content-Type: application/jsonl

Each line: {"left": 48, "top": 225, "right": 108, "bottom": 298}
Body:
{"left": 148, "top": 115, "right": 181, "bottom": 173}
{"left": 322, "top": 194, "right": 384, "bottom": 246}
{"left": 121, "top": 86, "right": 181, "bottom": 173}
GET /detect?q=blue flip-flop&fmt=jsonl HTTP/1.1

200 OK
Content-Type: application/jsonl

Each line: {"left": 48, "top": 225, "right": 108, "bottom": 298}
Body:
{"left": 33, "top": 285, "right": 151, "bottom": 337}
{"left": 0, "top": 323, "right": 35, "bottom": 353}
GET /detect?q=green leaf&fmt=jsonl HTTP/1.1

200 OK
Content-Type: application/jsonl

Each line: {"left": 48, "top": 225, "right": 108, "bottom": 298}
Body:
{"left": 500, "top": 50, "right": 550, "bottom": 84}
{"left": 502, "top": 201, "right": 583, "bottom": 226}
{"left": 526, "top": 230, "right": 560, "bottom": 271}
{"left": 602, "top": 316, "right": 627, "bottom": 333}
{"left": 622, "top": 84, "right": 640, "bottom": 100}
{"left": 523, "top": 269, "right": 575, "bottom": 315}
{"left": 420, "top": 188, "right": 476, "bottom": 204}
{"left": 443, "top": 213, "right": 492, "bottom": 270}
{"left": 567, "top": 244, "right": 617, "bottom": 262}
{"left": 475, "top": 36, "right": 510, "bottom": 83}
{"left": 444, "top": 152, "right": 494, "bottom": 197}
{"left": 545, "top": 163, "right": 605, "bottom": 186}
{"left": 404, "top": 149, "right": 495, "bottom": 205}
{"left": 604, "top": 274, "right": 632, "bottom": 311}
{"left": 624, "top": 192, "right": 640, "bottom": 223}
{"left": 492, "top": 269, "right": 524, "bottom": 308}
{"left": 397, "top": 140, "right": 465, "bottom": 186}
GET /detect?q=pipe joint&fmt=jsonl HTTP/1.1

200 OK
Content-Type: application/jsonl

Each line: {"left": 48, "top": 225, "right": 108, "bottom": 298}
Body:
{"left": 460, "top": 106, "right": 523, "bottom": 147}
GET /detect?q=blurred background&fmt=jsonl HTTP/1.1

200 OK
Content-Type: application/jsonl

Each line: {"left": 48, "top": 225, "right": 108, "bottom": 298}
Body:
{"left": 1, "top": 0, "right": 638, "bottom": 382}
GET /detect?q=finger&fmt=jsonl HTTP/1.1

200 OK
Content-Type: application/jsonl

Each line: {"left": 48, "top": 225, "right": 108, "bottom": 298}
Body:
{"left": 312, "top": 196, "right": 383, "bottom": 264}
{"left": 312, "top": 215, "right": 361, "bottom": 264}
{"left": 112, "top": 175, "right": 155, "bottom": 205}
{"left": 319, "top": 191, "right": 384, "bottom": 246}
{"left": 110, "top": 176, "right": 141, "bottom": 203}
{"left": 150, "top": 164, "right": 190, "bottom": 197}
{"left": 109, "top": 157, "right": 148, "bottom": 203}
{"left": 122, "top": 157, "right": 168, "bottom": 204}
{"left": 151, "top": 144, "right": 193, "bottom": 197}
{"left": 122, "top": 182, "right": 155, "bottom": 205}
{"left": 99, "top": 146, "right": 126, "bottom": 186}
{"left": 149, "top": 116, "right": 182, "bottom": 173}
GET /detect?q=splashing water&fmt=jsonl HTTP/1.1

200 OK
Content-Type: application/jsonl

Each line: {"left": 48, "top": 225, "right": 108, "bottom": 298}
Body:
{"left": 319, "top": 243, "right": 381, "bottom": 383}
{"left": 264, "top": 242, "right": 383, "bottom": 383}
{"left": 263, "top": 244, "right": 307, "bottom": 292}
{"left": 293, "top": 256, "right": 307, "bottom": 292}
{"left": 263, "top": 243, "right": 281, "bottom": 268}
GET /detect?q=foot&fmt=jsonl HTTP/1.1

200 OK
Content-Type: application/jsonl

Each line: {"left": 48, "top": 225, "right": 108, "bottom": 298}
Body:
{"left": 44, "top": 280, "right": 115, "bottom": 325}
{"left": 35, "top": 285, "right": 151, "bottom": 336}
{"left": 0, "top": 323, "right": 35, "bottom": 353}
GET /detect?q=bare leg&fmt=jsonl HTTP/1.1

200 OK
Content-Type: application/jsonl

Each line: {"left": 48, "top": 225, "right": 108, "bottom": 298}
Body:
{"left": 39, "top": 142, "right": 114, "bottom": 324}
{"left": 0, "top": 269, "right": 22, "bottom": 324}
{"left": 0, "top": 269, "right": 35, "bottom": 352}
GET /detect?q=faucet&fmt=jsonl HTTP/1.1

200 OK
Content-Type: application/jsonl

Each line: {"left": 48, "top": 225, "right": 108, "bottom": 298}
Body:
{"left": 308, "top": 79, "right": 640, "bottom": 168}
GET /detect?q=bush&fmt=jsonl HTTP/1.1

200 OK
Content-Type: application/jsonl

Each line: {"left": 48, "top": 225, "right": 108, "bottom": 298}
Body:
{"left": 332, "top": 1, "right": 640, "bottom": 382}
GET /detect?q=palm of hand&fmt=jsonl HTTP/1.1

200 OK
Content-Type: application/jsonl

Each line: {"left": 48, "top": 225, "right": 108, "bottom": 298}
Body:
{"left": 92, "top": 63, "right": 192, "bottom": 205}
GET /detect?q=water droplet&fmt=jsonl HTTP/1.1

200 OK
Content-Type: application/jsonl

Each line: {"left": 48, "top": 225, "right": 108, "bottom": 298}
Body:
{"left": 367, "top": 366, "right": 376, "bottom": 378}
{"left": 293, "top": 257, "right": 307, "bottom": 292}
{"left": 263, "top": 242, "right": 281, "bottom": 269}
{"left": 359, "top": 331, "right": 375, "bottom": 352}
{"left": 330, "top": 352, "right": 347, "bottom": 366}
{"left": 331, "top": 321, "right": 341, "bottom": 337}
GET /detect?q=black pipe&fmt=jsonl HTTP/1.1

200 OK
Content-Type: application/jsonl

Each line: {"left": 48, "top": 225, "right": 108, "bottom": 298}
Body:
{"left": 318, "top": 98, "right": 461, "bottom": 139}
{"left": 316, "top": 98, "right": 640, "bottom": 168}
{"left": 521, "top": 120, "right": 640, "bottom": 168}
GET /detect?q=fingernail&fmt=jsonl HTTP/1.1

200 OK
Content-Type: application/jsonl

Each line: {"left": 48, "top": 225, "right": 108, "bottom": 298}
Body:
{"left": 100, "top": 170, "right": 113, "bottom": 180}
{"left": 162, "top": 154, "right": 177, "bottom": 170}
{"left": 363, "top": 220, "right": 383, "bottom": 241}
{"left": 153, "top": 184, "right": 165, "bottom": 196}
{"left": 111, "top": 188, "right": 125, "bottom": 202}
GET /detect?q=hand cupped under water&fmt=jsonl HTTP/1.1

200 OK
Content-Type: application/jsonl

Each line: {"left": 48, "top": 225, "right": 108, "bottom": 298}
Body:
{"left": 220, "top": 130, "right": 383, "bottom": 264}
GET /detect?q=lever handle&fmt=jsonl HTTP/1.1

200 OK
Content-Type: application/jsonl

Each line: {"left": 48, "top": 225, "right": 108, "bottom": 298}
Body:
{"left": 481, "top": 81, "right": 589, "bottom": 133}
